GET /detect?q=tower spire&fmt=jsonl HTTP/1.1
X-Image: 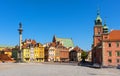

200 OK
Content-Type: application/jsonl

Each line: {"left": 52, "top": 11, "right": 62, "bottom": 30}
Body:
{"left": 95, "top": 8, "right": 102, "bottom": 25}
{"left": 104, "top": 17, "right": 107, "bottom": 25}
{"left": 97, "top": 8, "right": 100, "bottom": 16}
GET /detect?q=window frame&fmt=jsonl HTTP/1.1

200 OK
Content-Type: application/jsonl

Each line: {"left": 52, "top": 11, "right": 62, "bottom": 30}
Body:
{"left": 116, "top": 51, "right": 120, "bottom": 57}
{"left": 116, "top": 59, "right": 120, "bottom": 63}
{"left": 108, "top": 43, "right": 111, "bottom": 47}
{"left": 116, "top": 42, "right": 119, "bottom": 47}
{"left": 108, "top": 59, "right": 112, "bottom": 63}
{"left": 108, "top": 51, "right": 112, "bottom": 57}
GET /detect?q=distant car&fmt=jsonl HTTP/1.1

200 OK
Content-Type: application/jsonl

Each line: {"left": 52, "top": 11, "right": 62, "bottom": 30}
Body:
{"left": 117, "top": 65, "right": 120, "bottom": 69}
{"left": 92, "top": 63, "right": 101, "bottom": 68}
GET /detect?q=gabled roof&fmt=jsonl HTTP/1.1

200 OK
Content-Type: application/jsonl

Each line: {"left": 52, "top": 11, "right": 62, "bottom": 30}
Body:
{"left": 50, "top": 42, "right": 56, "bottom": 47}
{"left": 22, "top": 39, "right": 38, "bottom": 48}
{"left": 72, "top": 46, "right": 83, "bottom": 52}
{"left": 54, "top": 36, "right": 74, "bottom": 48}
{"left": 108, "top": 30, "right": 120, "bottom": 41}
{"left": 24, "top": 39, "right": 36, "bottom": 45}
{"left": 56, "top": 44, "right": 68, "bottom": 51}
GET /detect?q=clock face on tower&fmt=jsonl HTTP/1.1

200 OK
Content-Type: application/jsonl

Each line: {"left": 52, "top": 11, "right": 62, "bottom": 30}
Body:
{"left": 98, "top": 32, "right": 100, "bottom": 35}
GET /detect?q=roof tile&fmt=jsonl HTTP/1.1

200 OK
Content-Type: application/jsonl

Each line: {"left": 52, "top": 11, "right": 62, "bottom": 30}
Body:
{"left": 108, "top": 30, "right": 120, "bottom": 41}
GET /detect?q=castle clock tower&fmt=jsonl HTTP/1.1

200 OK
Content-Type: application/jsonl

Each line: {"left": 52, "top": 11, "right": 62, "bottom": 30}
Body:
{"left": 93, "top": 10, "right": 103, "bottom": 47}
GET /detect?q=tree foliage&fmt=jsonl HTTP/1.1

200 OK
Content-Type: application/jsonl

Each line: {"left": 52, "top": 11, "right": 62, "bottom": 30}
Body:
{"left": 81, "top": 50, "right": 88, "bottom": 62}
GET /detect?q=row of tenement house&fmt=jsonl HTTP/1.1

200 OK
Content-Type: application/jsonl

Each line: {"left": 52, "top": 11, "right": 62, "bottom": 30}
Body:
{"left": 1, "top": 36, "right": 89, "bottom": 63}
{"left": 92, "top": 11, "right": 120, "bottom": 67}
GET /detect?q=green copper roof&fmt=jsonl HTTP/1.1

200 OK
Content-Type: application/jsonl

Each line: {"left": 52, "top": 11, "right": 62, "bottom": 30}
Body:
{"left": 56, "top": 38, "right": 74, "bottom": 48}
{"left": 103, "top": 24, "right": 108, "bottom": 29}
{"left": 96, "top": 15, "right": 102, "bottom": 22}
{"left": 103, "top": 26, "right": 108, "bottom": 29}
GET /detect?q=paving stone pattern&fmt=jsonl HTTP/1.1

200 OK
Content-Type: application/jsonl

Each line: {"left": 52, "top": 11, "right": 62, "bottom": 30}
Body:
{"left": 0, "top": 63, "right": 120, "bottom": 76}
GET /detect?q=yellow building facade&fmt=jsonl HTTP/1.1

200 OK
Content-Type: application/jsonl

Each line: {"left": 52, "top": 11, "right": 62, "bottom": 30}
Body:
{"left": 22, "top": 43, "right": 44, "bottom": 63}
{"left": 23, "top": 48, "right": 30, "bottom": 62}
{"left": 34, "top": 45, "right": 44, "bottom": 62}
{"left": 38, "top": 43, "right": 44, "bottom": 62}
{"left": 34, "top": 47, "right": 40, "bottom": 62}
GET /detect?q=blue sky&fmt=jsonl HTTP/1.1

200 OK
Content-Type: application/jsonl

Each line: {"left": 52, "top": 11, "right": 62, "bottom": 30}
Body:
{"left": 0, "top": 0, "right": 120, "bottom": 50}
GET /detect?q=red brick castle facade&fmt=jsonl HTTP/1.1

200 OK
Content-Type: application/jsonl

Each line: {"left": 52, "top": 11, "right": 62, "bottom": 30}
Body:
{"left": 92, "top": 11, "right": 120, "bottom": 66}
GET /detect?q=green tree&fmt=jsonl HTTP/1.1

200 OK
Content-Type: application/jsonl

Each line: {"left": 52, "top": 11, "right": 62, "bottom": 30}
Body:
{"left": 81, "top": 51, "right": 88, "bottom": 62}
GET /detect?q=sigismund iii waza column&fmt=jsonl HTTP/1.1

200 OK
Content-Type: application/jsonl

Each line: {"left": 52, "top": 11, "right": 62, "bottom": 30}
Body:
{"left": 18, "top": 22, "right": 23, "bottom": 62}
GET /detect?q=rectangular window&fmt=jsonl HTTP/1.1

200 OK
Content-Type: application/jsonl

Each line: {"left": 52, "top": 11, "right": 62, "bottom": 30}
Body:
{"left": 26, "top": 54, "right": 29, "bottom": 57}
{"left": 108, "top": 43, "right": 111, "bottom": 47}
{"left": 116, "top": 42, "right": 119, "bottom": 47}
{"left": 108, "top": 51, "right": 112, "bottom": 57}
{"left": 116, "top": 51, "right": 120, "bottom": 56}
{"left": 108, "top": 59, "right": 112, "bottom": 63}
{"left": 117, "top": 59, "right": 120, "bottom": 63}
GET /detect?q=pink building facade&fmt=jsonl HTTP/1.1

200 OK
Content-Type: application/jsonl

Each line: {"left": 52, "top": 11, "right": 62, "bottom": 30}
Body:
{"left": 92, "top": 11, "right": 120, "bottom": 66}
{"left": 102, "top": 31, "right": 120, "bottom": 66}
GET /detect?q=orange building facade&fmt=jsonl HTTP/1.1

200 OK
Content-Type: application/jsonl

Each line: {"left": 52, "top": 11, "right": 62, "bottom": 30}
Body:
{"left": 56, "top": 45, "right": 69, "bottom": 62}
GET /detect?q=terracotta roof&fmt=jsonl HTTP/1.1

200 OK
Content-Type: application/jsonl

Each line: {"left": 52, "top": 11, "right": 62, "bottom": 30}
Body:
{"left": 108, "top": 30, "right": 120, "bottom": 41}
{"left": 50, "top": 42, "right": 56, "bottom": 47}
{"left": 24, "top": 39, "right": 36, "bottom": 45}
{"left": 22, "top": 44, "right": 28, "bottom": 49}
{"left": 72, "top": 46, "right": 82, "bottom": 52}
{"left": 73, "top": 46, "right": 80, "bottom": 50}
{"left": 22, "top": 39, "right": 38, "bottom": 48}
{"left": 3, "top": 48, "right": 12, "bottom": 52}
{"left": 0, "top": 54, "right": 15, "bottom": 61}
{"left": 31, "top": 40, "right": 36, "bottom": 45}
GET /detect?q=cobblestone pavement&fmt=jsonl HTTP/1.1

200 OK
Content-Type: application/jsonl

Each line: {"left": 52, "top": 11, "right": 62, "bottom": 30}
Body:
{"left": 0, "top": 63, "right": 120, "bottom": 76}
